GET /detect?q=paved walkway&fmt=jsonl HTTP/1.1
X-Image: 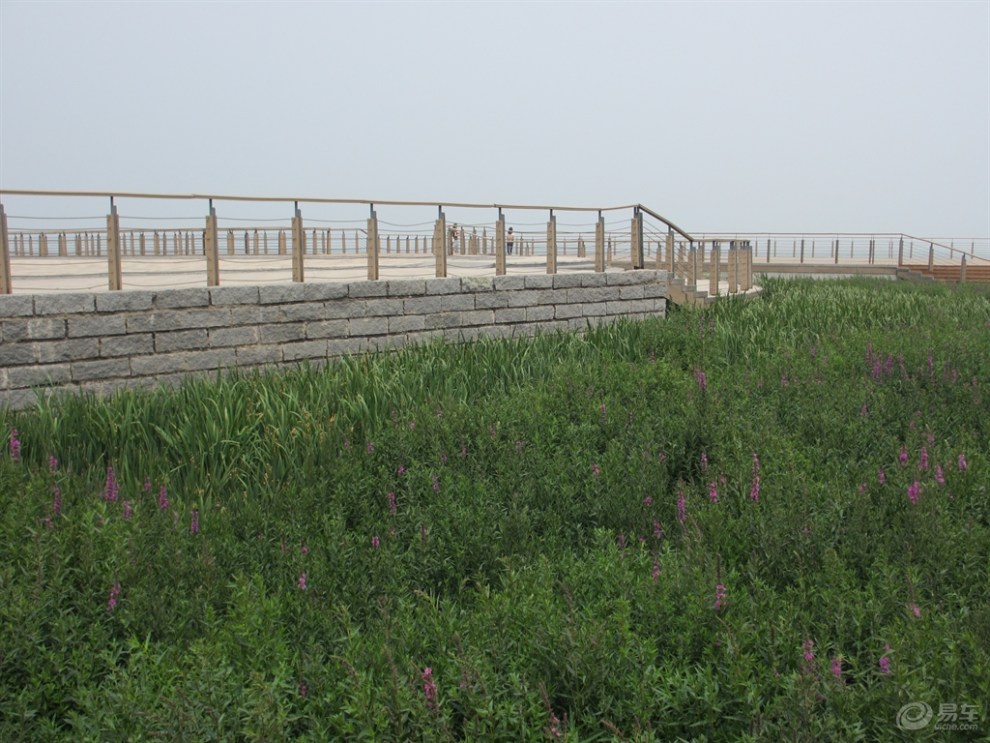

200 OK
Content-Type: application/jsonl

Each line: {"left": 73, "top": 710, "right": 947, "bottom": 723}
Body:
{"left": 5, "top": 254, "right": 616, "bottom": 294}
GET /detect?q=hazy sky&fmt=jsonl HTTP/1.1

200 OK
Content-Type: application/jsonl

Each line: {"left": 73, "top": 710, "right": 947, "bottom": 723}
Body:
{"left": 1, "top": 0, "right": 988, "bottom": 236}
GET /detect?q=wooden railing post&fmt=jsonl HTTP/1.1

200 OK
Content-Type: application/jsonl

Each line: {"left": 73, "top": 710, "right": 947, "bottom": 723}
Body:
{"left": 107, "top": 200, "right": 122, "bottom": 291}
{"left": 667, "top": 227, "right": 677, "bottom": 278}
{"left": 744, "top": 245, "right": 753, "bottom": 290}
{"left": 205, "top": 202, "right": 220, "bottom": 286}
{"left": 631, "top": 207, "right": 644, "bottom": 269}
{"left": 367, "top": 206, "right": 380, "bottom": 281}
{"left": 799, "top": 238, "right": 805, "bottom": 264}
{"left": 897, "top": 236, "right": 904, "bottom": 267}
{"left": 0, "top": 203, "right": 11, "bottom": 294}
{"left": 959, "top": 254, "right": 967, "bottom": 283}
{"left": 927, "top": 243, "right": 934, "bottom": 272}
{"left": 686, "top": 243, "right": 697, "bottom": 289}
{"left": 709, "top": 245, "right": 720, "bottom": 296}
{"left": 546, "top": 211, "right": 557, "bottom": 274}
{"left": 434, "top": 208, "right": 447, "bottom": 278}
{"left": 58, "top": 232, "right": 68, "bottom": 257}
{"left": 595, "top": 212, "right": 605, "bottom": 272}
{"left": 495, "top": 211, "right": 506, "bottom": 276}
{"left": 727, "top": 245, "right": 738, "bottom": 293}
{"left": 869, "top": 239, "right": 876, "bottom": 265}
{"left": 291, "top": 204, "right": 305, "bottom": 282}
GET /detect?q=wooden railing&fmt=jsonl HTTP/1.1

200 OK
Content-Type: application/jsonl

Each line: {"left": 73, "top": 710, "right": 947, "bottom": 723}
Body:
{"left": 0, "top": 189, "right": 715, "bottom": 294}
{"left": 8, "top": 190, "right": 981, "bottom": 294}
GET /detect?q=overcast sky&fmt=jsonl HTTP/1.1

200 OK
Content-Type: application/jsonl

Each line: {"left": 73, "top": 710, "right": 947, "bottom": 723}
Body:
{"left": 1, "top": 0, "right": 988, "bottom": 236}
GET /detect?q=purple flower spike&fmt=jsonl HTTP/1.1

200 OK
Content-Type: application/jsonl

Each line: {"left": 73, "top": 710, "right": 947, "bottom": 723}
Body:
{"left": 9, "top": 429, "right": 21, "bottom": 463}
{"left": 104, "top": 466, "right": 119, "bottom": 502}
{"left": 714, "top": 583, "right": 727, "bottom": 610}
{"left": 422, "top": 667, "right": 438, "bottom": 713}
{"left": 107, "top": 582, "right": 121, "bottom": 613}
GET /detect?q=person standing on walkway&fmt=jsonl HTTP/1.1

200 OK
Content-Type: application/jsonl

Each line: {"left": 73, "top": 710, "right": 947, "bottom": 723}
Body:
{"left": 506, "top": 227, "right": 514, "bottom": 255}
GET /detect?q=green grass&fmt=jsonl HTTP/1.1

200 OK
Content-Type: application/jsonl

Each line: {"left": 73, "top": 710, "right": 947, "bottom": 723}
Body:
{"left": 1, "top": 277, "right": 988, "bottom": 741}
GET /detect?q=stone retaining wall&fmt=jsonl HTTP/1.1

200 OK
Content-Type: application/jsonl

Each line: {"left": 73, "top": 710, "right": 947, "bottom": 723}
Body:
{"left": 0, "top": 270, "right": 668, "bottom": 410}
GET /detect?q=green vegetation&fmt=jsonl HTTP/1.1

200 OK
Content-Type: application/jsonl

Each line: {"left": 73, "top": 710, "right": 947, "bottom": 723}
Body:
{"left": 2, "top": 278, "right": 988, "bottom": 741}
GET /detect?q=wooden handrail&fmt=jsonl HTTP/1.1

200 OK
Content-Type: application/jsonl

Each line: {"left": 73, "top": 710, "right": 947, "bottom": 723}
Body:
{"left": 636, "top": 204, "right": 694, "bottom": 242}
{"left": 0, "top": 188, "right": 641, "bottom": 214}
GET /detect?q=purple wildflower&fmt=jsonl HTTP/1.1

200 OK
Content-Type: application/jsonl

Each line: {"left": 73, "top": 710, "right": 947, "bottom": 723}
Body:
{"left": 144, "top": 476, "right": 151, "bottom": 492}
{"left": 714, "top": 583, "right": 727, "bottom": 610}
{"left": 592, "top": 463, "right": 600, "bottom": 478}
{"left": 899, "top": 445, "right": 908, "bottom": 467}
{"left": 878, "top": 468, "right": 886, "bottom": 485}
{"left": 958, "top": 453, "right": 968, "bottom": 472}
{"left": 750, "top": 475, "right": 761, "bottom": 502}
{"left": 48, "top": 455, "right": 58, "bottom": 473}
{"left": 107, "top": 582, "right": 121, "bottom": 613}
{"left": 387, "top": 491, "right": 397, "bottom": 516}
{"left": 367, "top": 441, "right": 374, "bottom": 454}
{"left": 802, "top": 639, "right": 815, "bottom": 675}
{"left": 298, "top": 681, "right": 308, "bottom": 697}
{"left": 643, "top": 496, "right": 653, "bottom": 507}
{"left": 879, "top": 645, "right": 892, "bottom": 674}
{"left": 298, "top": 572, "right": 307, "bottom": 591}
{"left": 190, "top": 508, "right": 199, "bottom": 534}
{"left": 422, "top": 667, "right": 438, "bottom": 713}
{"left": 652, "top": 561, "right": 661, "bottom": 583}
{"left": 860, "top": 404, "right": 869, "bottom": 417}
{"left": 52, "top": 484, "right": 62, "bottom": 517}
{"left": 158, "top": 484, "right": 169, "bottom": 511}
{"left": 432, "top": 475, "right": 440, "bottom": 493}
{"left": 616, "top": 533, "right": 626, "bottom": 549}
{"left": 420, "top": 525, "right": 427, "bottom": 544}
{"left": 910, "top": 603, "right": 921, "bottom": 619}
{"left": 371, "top": 535, "right": 380, "bottom": 549}
{"left": 830, "top": 656, "right": 842, "bottom": 682}
{"left": 694, "top": 368, "right": 708, "bottom": 393}
{"left": 676, "top": 491, "right": 686, "bottom": 524}
{"left": 104, "top": 466, "right": 118, "bottom": 502}
{"left": 122, "top": 500, "right": 133, "bottom": 521}
{"left": 919, "top": 447, "right": 929, "bottom": 471}
{"left": 700, "top": 449, "right": 708, "bottom": 472}
{"left": 397, "top": 465, "right": 406, "bottom": 476}
{"left": 653, "top": 519, "right": 663, "bottom": 540}
{"left": 907, "top": 481, "right": 921, "bottom": 505}
{"left": 935, "top": 464, "right": 945, "bottom": 486}
{"left": 709, "top": 481, "right": 718, "bottom": 504}
{"left": 9, "top": 429, "right": 20, "bottom": 463}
